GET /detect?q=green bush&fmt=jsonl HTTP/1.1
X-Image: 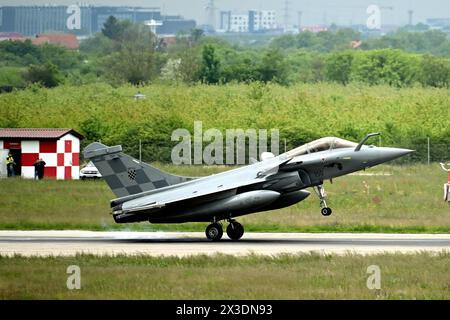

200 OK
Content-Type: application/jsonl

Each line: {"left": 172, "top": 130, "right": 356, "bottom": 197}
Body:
{"left": 326, "top": 52, "right": 353, "bottom": 85}
{"left": 419, "top": 55, "right": 450, "bottom": 88}
{"left": 350, "top": 49, "right": 420, "bottom": 87}
{"left": 0, "top": 66, "right": 26, "bottom": 89}
{"left": 24, "top": 62, "right": 61, "bottom": 88}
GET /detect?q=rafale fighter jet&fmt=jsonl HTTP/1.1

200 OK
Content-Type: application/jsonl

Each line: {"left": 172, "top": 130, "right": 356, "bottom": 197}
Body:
{"left": 83, "top": 133, "right": 412, "bottom": 241}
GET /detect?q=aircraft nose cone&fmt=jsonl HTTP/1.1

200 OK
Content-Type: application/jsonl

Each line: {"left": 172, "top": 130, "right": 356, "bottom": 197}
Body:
{"left": 379, "top": 148, "right": 414, "bottom": 162}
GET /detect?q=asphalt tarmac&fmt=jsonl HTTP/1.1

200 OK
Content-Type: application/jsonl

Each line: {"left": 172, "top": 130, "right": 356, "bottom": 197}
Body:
{"left": 0, "top": 230, "right": 449, "bottom": 257}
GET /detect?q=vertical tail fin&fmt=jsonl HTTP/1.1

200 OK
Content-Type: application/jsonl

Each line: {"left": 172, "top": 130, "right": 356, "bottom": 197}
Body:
{"left": 83, "top": 142, "right": 193, "bottom": 198}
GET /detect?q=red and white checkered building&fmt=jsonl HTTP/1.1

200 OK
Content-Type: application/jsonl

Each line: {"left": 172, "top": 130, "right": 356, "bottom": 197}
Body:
{"left": 0, "top": 128, "right": 84, "bottom": 180}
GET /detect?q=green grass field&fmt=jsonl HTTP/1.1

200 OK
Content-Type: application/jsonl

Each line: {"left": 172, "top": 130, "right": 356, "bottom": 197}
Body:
{"left": 0, "top": 163, "right": 449, "bottom": 233}
{"left": 0, "top": 252, "right": 448, "bottom": 299}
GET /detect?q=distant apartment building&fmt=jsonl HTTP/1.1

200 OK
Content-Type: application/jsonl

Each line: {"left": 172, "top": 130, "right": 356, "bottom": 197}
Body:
{"left": 219, "top": 11, "right": 231, "bottom": 31}
{"left": 230, "top": 14, "right": 249, "bottom": 32}
{"left": 0, "top": 5, "right": 196, "bottom": 36}
{"left": 248, "top": 10, "right": 276, "bottom": 32}
{"left": 219, "top": 9, "right": 276, "bottom": 33}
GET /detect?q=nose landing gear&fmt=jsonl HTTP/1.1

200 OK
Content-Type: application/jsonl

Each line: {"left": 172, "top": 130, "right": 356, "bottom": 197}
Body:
{"left": 321, "top": 207, "right": 332, "bottom": 216}
{"left": 314, "top": 184, "right": 333, "bottom": 216}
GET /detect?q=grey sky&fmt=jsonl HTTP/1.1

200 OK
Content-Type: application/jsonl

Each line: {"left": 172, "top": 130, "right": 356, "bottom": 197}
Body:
{"left": 1, "top": 0, "right": 449, "bottom": 26}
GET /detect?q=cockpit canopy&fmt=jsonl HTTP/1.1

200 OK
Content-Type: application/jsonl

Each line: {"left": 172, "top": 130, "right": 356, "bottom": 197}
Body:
{"left": 286, "top": 137, "right": 358, "bottom": 157}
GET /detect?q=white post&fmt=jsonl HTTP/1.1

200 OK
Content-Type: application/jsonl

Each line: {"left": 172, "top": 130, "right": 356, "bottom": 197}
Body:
{"left": 427, "top": 137, "right": 430, "bottom": 165}
{"left": 139, "top": 139, "right": 142, "bottom": 162}
{"left": 440, "top": 163, "right": 450, "bottom": 203}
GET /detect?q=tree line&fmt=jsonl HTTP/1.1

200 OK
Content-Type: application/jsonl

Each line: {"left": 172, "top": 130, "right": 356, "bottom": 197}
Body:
{"left": 1, "top": 83, "right": 447, "bottom": 163}
{"left": 2, "top": 16, "right": 450, "bottom": 90}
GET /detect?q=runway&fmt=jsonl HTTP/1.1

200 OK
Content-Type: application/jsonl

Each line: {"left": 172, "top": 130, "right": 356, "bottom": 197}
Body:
{"left": 0, "top": 230, "right": 449, "bottom": 257}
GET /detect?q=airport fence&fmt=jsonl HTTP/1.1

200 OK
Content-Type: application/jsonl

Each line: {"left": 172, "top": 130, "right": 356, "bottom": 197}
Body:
{"left": 131, "top": 140, "right": 449, "bottom": 165}
{"left": 391, "top": 143, "right": 449, "bottom": 164}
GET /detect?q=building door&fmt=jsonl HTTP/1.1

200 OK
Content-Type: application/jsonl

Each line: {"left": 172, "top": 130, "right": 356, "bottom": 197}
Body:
{"left": 4, "top": 140, "right": 22, "bottom": 177}
{"left": 9, "top": 148, "right": 22, "bottom": 176}
{"left": 64, "top": 166, "right": 71, "bottom": 180}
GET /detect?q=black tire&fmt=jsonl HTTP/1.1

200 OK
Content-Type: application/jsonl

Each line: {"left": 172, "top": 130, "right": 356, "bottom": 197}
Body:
{"left": 226, "top": 222, "right": 244, "bottom": 241}
{"left": 321, "top": 207, "right": 332, "bottom": 216}
{"left": 206, "top": 223, "right": 223, "bottom": 241}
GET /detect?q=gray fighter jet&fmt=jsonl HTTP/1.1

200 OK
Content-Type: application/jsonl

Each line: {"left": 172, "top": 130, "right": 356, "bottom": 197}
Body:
{"left": 83, "top": 133, "right": 412, "bottom": 241}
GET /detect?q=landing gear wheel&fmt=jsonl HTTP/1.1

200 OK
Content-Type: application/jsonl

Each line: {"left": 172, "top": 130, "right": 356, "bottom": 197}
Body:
{"left": 206, "top": 223, "right": 223, "bottom": 241}
{"left": 315, "top": 184, "right": 332, "bottom": 217}
{"left": 321, "top": 207, "right": 332, "bottom": 216}
{"left": 226, "top": 221, "right": 244, "bottom": 241}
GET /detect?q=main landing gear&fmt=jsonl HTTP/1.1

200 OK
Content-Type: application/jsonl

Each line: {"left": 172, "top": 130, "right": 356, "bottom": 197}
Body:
{"left": 226, "top": 220, "right": 244, "bottom": 241}
{"left": 314, "top": 184, "right": 332, "bottom": 216}
{"left": 205, "top": 222, "right": 223, "bottom": 241}
{"left": 205, "top": 219, "right": 245, "bottom": 241}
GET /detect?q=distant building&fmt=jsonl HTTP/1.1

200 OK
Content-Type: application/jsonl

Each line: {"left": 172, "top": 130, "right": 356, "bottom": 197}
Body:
{"left": 31, "top": 33, "right": 79, "bottom": 50}
{"left": 0, "top": 5, "right": 196, "bottom": 36}
{"left": 219, "top": 9, "right": 276, "bottom": 33}
{"left": 219, "top": 11, "right": 231, "bottom": 31}
{"left": 351, "top": 40, "right": 362, "bottom": 49}
{"left": 248, "top": 10, "right": 276, "bottom": 32}
{"left": 0, "top": 32, "right": 79, "bottom": 50}
{"left": 229, "top": 14, "right": 249, "bottom": 33}
{"left": 158, "top": 15, "right": 196, "bottom": 35}
{"left": 91, "top": 6, "right": 161, "bottom": 33}
{"left": 0, "top": 5, "right": 93, "bottom": 36}
{"left": 0, "top": 128, "right": 83, "bottom": 180}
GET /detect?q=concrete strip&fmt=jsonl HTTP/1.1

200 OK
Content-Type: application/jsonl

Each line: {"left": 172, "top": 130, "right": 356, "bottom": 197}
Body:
{"left": 0, "top": 230, "right": 449, "bottom": 257}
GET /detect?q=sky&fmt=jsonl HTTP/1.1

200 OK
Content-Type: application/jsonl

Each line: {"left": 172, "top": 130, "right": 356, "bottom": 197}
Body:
{"left": 1, "top": 0, "right": 449, "bottom": 26}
